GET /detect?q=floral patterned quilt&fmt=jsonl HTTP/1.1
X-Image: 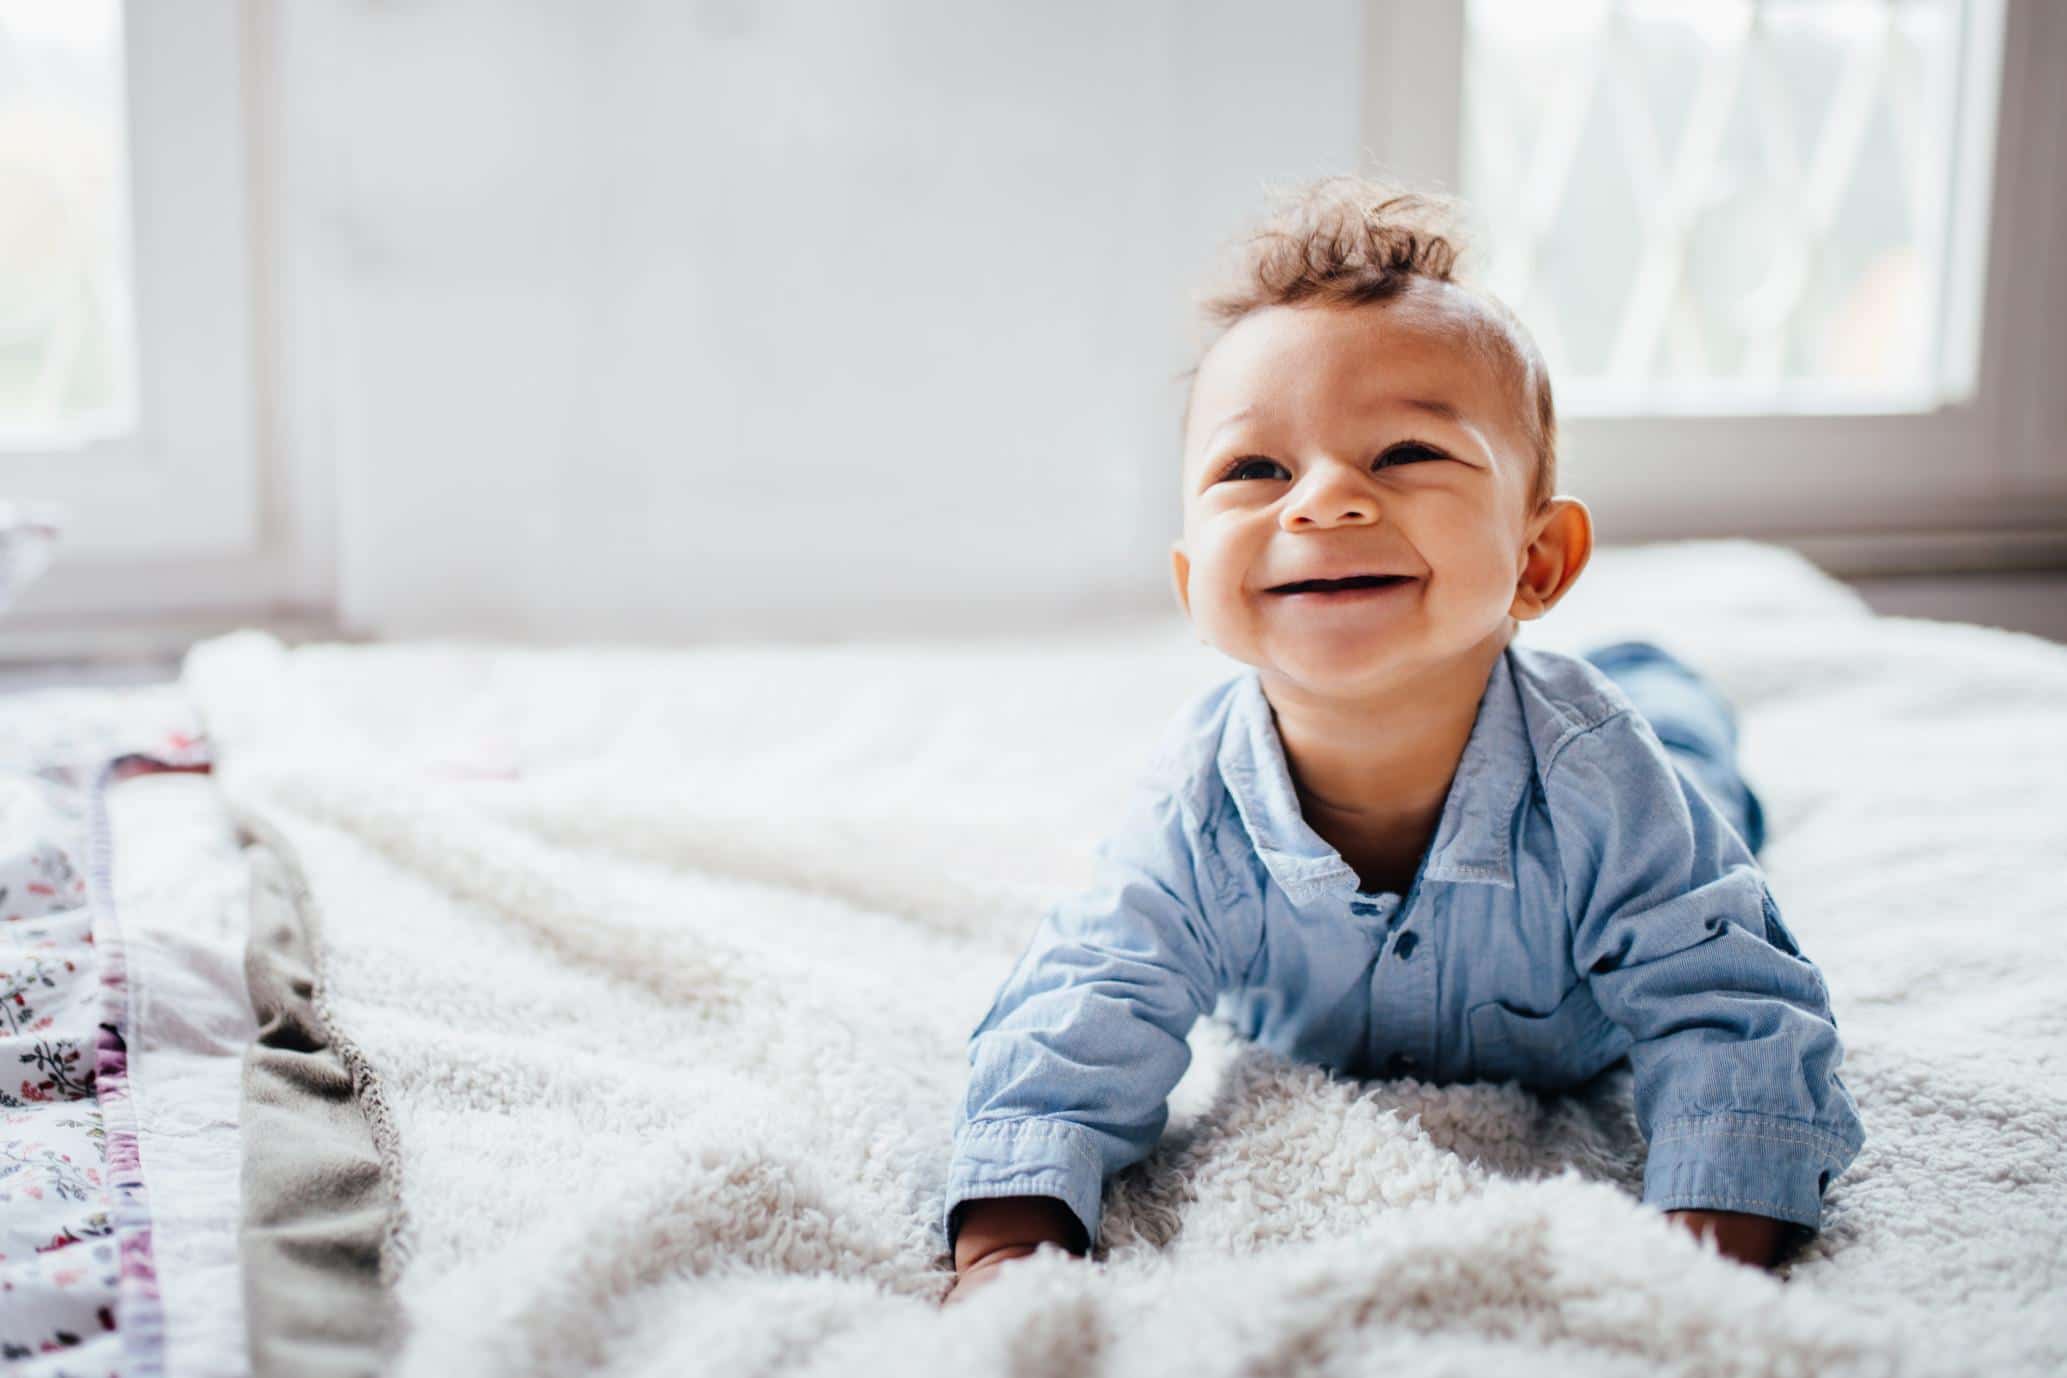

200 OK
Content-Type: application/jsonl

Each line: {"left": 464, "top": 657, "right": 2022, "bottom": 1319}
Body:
{"left": 1, "top": 686, "right": 209, "bottom": 1378}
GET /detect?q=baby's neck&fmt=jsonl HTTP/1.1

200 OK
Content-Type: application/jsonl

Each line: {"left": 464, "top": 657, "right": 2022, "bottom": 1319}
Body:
{"left": 1262, "top": 634, "right": 1508, "bottom": 894}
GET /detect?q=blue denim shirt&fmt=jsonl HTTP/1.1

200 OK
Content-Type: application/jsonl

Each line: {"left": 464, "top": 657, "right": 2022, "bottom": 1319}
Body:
{"left": 944, "top": 642, "right": 1864, "bottom": 1252}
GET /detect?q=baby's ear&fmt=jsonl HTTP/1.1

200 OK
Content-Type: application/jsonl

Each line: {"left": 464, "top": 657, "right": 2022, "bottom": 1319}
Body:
{"left": 1510, "top": 497, "right": 1592, "bottom": 621}
{"left": 1169, "top": 542, "right": 1193, "bottom": 619}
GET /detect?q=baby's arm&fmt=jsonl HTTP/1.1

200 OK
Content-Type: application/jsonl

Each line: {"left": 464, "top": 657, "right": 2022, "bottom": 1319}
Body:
{"left": 1549, "top": 708, "right": 1865, "bottom": 1261}
{"left": 940, "top": 784, "right": 1259, "bottom": 1301}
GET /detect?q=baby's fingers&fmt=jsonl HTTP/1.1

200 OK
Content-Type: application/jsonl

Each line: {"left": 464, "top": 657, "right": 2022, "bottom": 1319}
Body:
{"left": 941, "top": 1262, "right": 1004, "bottom": 1306}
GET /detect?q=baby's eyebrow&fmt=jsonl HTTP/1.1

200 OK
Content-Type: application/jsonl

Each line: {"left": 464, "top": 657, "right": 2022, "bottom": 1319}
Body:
{"left": 1394, "top": 397, "right": 1463, "bottom": 423}
{"left": 1204, "top": 396, "right": 1459, "bottom": 444}
{"left": 1202, "top": 406, "right": 1257, "bottom": 447}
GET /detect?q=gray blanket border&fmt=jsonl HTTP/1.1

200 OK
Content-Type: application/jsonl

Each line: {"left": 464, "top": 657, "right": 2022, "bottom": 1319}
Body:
{"left": 238, "top": 805, "right": 412, "bottom": 1377}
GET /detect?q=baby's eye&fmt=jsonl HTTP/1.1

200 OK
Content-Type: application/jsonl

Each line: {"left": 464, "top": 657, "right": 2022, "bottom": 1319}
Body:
{"left": 1222, "top": 456, "right": 1288, "bottom": 482}
{"left": 1376, "top": 443, "right": 1443, "bottom": 467}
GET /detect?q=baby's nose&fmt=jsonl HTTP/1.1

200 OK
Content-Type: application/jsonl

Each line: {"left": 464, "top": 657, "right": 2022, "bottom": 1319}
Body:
{"left": 1284, "top": 471, "right": 1380, "bottom": 527}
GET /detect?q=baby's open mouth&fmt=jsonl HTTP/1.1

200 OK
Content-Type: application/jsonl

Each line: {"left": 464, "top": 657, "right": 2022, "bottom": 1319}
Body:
{"left": 1267, "top": 575, "right": 1415, "bottom": 594}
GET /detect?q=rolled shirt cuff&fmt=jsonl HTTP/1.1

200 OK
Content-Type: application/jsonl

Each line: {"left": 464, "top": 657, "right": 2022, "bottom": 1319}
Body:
{"left": 1641, "top": 1112, "right": 1861, "bottom": 1232}
{"left": 943, "top": 1116, "right": 1106, "bottom": 1255}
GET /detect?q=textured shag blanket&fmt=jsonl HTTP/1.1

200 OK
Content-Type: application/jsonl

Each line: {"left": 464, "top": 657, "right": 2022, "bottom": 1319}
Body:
{"left": 182, "top": 542, "right": 2067, "bottom": 1377}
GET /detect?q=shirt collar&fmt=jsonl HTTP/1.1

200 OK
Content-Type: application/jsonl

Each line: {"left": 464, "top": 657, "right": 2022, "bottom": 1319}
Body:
{"left": 1215, "top": 647, "right": 1531, "bottom": 906}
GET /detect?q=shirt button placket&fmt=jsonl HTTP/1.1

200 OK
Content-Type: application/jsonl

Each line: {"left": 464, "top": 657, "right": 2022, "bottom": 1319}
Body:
{"left": 1359, "top": 888, "right": 1432, "bottom": 1078}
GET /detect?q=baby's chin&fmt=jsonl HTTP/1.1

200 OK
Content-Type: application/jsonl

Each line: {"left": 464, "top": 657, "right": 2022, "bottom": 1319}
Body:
{"left": 1242, "top": 619, "right": 1513, "bottom": 702}
{"left": 1238, "top": 632, "right": 1437, "bottom": 700}
{"left": 1270, "top": 660, "right": 1424, "bottom": 704}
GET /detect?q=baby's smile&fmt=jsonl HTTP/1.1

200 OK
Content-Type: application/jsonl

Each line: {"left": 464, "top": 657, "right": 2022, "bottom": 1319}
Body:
{"left": 1263, "top": 572, "right": 1420, "bottom": 614}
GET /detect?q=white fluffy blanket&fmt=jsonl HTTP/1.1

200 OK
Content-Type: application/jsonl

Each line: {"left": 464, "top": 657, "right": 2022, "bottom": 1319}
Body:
{"left": 182, "top": 542, "right": 2067, "bottom": 1377}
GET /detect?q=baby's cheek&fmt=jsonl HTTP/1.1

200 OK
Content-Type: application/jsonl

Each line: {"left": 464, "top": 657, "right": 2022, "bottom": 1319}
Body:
{"left": 1199, "top": 586, "right": 1268, "bottom": 660}
{"left": 1442, "top": 534, "right": 1525, "bottom": 606}
{"left": 1193, "top": 589, "right": 1249, "bottom": 647}
{"left": 1189, "top": 553, "right": 1249, "bottom": 624}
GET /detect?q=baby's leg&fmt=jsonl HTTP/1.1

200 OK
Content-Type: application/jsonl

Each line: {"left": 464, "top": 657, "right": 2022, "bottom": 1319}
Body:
{"left": 1581, "top": 640, "right": 1767, "bottom": 857}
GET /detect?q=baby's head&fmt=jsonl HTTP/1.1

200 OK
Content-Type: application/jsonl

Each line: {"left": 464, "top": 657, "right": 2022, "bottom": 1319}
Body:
{"left": 1170, "top": 175, "right": 1593, "bottom": 700}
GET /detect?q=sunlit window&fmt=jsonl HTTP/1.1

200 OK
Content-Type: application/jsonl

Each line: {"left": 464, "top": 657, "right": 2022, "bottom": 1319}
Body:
{"left": 0, "top": 0, "right": 135, "bottom": 450}
{"left": 1461, "top": 0, "right": 1996, "bottom": 416}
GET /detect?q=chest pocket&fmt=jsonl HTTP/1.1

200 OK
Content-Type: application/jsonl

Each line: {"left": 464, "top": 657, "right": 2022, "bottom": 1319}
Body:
{"left": 1466, "top": 980, "right": 1634, "bottom": 1091}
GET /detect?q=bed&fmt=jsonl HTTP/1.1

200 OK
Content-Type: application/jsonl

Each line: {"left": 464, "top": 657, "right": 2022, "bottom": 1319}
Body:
{"left": 4, "top": 539, "right": 2063, "bottom": 1377}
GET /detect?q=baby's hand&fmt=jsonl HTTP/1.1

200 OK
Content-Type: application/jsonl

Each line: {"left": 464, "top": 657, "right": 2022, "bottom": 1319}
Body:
{"left": 941, "top": 1196, "right": 1086, "bottom": 1306}
{"left": 942, "top": 1241, "right": 1054, "bottom": 1305}
{"left": 1666, "top": 1207, "right": 1785, "bottom": 1269}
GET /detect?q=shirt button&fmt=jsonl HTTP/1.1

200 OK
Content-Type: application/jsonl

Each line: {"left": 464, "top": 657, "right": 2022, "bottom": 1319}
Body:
{"left": 1385, "top": 1052, "right": 1418, "bottom": 1076}
{"left": 1394, "top": 930, "right": 1419, "bottom": 959}
{"left": 1350, "top": 899, "right": 1380, "bottom": 916}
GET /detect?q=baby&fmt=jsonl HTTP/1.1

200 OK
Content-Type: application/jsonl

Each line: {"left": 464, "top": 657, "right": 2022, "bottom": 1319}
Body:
{"left": 940, "top": 176, "right": 1864, "bottom": 1303}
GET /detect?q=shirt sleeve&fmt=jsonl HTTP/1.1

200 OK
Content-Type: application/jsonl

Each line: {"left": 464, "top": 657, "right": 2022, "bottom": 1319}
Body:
{"left": 1547, "top": 708, "right": 1865, "bottom": 1235}
{"left": 943, "top": 783, "right": 1257, "bottom": 1256}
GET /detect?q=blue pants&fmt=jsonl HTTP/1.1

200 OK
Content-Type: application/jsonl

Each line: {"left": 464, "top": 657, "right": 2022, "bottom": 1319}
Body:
{"left": 1581, "top": 641, "right": 1767, "bottom": 858}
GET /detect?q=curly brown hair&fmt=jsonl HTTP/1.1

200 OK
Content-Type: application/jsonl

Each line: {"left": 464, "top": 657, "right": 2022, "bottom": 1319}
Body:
{"left": 1189, "top": 175, "right": 1556, "bottom": 513}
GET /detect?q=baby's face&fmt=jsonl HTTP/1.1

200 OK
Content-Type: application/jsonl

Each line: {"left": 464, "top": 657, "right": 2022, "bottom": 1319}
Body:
{"left": 1172, "top": 291, "right": 1554, "bottom": 697}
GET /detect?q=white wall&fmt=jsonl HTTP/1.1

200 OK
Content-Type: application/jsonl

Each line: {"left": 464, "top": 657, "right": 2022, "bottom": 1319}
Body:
{"left": 277, "top": 1, "right": 1362, "bottom": 640}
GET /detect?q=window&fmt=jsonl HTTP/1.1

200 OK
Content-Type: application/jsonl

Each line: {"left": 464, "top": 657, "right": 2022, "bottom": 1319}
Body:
{"left": 0, "top": 0, "right": 264, "bottom": 618}
{"left": 0, "top": 0, "right": 137, "bottom": 450}
{"left": 1460, "top": 0, "right": 1995, "bottom": 417}
{"left": 1362, "top": 0, "right": 2065, "bottom": 568}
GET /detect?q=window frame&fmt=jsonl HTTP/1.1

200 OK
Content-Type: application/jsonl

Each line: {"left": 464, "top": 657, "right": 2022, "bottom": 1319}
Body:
{"left": 0, "top": 0, "right": 323, "bottom": 631}
{"left": 1359, "top": 0, "right": 2067, "bottom": 572}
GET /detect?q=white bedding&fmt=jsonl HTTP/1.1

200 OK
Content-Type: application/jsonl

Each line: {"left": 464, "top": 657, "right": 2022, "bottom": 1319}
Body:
{"left": 108, "top": 770, "right": 258, "bottom": 1378}
{"left": 168, "top": 540, "right": 2067, "bottom": 1376}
